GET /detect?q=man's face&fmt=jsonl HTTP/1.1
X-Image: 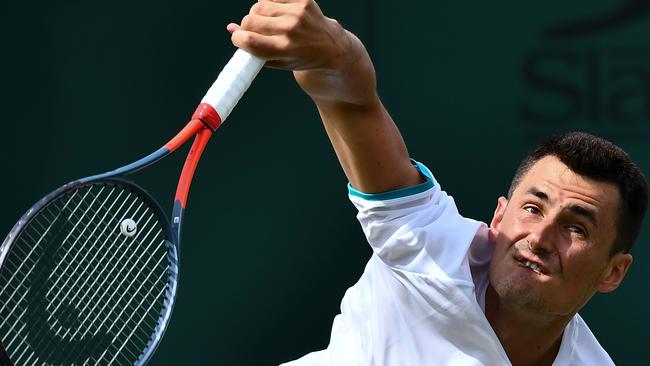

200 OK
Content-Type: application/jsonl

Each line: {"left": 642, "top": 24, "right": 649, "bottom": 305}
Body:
{"left": 488, "top": 155, "right": 632, "bottom": 317}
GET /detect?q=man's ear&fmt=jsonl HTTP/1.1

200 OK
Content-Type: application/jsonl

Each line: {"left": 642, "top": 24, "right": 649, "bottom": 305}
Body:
{"left": 488, "top": 196, "right": 508, "bottom": 243}
{"left": 597, "top": 253, "right": 633, "bottom": 293}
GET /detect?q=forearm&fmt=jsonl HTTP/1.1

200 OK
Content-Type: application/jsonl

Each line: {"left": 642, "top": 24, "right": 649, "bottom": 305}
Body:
{"left": 298, "top": 32, "right": 420, "bottom": 192}
{"left": 315, "top": 97, "right": 419, "bottom": 193}
{"left": 230, "top": 0, "right": 422, "bottom": 192}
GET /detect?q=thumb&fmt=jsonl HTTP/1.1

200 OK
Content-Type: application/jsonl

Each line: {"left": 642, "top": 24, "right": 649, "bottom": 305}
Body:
{"left": 227, "top": 23, "right": 241, "bottom": 33}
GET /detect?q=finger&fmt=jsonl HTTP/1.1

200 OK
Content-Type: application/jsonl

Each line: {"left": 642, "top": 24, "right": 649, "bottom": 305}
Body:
{"left": 231, "top": 30, "right": 290, "bottom": 61}
{"left": 251, "top": 1, "right": 295, "bottom": 17}
{"left": 259, "top": 0, "right": 304, "bottom": 4}
{"left": 241, "top": 13, "right": 300, "bottom": 36}
{"left": 226, "top": 23, "right": 240, "bottom": 33}
{"left": 264, "top": 59, "right": 297, "bottom": 70}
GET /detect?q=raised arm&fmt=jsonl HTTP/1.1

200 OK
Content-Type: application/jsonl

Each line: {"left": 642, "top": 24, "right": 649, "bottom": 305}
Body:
{"left": 229, "top": 0, "right": 423, "bottom": 193}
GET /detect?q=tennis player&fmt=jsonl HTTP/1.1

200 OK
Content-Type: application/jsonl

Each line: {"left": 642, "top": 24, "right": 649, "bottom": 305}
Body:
{"left": 229, "top": 1, "right": 648, "bottom": 365}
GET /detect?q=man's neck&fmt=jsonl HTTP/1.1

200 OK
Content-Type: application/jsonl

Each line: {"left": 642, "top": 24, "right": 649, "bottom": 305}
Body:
{"left": 485, "top": 285, "right": 570, "bottom": 366}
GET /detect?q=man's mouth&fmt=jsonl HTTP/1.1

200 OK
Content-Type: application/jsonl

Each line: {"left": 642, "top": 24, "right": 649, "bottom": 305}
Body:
{"left": 516, "top": 257, "right": 547, "bottom": 275}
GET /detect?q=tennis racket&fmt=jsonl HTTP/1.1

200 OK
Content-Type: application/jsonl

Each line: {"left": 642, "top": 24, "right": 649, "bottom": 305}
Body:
{"left": 0, "top": 48, "right": 264, "bottom": 366}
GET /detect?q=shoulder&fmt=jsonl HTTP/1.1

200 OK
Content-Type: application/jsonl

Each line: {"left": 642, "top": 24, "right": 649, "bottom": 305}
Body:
{"left": 348, "top": 160, "right": 486, "bottom": 284}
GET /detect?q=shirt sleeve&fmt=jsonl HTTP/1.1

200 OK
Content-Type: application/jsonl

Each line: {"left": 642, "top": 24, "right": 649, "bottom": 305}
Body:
{"left": 348, "top": 160, "right": 483, "bottom": 283}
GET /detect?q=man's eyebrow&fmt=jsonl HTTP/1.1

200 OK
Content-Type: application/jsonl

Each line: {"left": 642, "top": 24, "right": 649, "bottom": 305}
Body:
{"left": 567, "top": 204, "right": 598, "bottom": 226}
{"left": 525, "top": 187, "right": 598, "bottom": 226}
{"left": 526, "top": 187, "right": 550, "bottom": 202}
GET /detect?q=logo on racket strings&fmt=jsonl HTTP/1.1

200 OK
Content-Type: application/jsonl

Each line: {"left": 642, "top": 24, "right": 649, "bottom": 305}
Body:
{"left": 120, "top": 219, "right": 137, "bottom": 237}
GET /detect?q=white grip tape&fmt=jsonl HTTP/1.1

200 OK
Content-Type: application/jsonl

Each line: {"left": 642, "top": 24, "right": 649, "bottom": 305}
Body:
{"left": 201, "top": 49, "right": 265, "bottom": 123}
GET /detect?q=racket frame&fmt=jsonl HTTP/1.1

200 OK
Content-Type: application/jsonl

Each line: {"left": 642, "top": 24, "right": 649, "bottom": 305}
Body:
{"left": 0, "top": 49, "right": 264, "bottom": 365}
{"left": 0, "top": 177, "right": 177, "bottom": 366}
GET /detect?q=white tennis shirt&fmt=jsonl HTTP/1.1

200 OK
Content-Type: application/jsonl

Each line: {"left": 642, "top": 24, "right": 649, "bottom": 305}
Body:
{"left": 282, "top": 162, "right": 614, "bottom": 365}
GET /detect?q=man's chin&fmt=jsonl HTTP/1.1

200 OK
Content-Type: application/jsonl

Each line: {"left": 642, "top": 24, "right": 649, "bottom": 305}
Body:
{"left": 491, "top": 278, "right": 549, "bottom": 312}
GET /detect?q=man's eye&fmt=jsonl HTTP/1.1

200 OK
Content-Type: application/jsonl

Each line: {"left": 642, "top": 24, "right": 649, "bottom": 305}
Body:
{"left": 524, "top": 206, "right": 541, "bottom": 215}
{"left": 568, "top": 225, "right": 586, "bottom": 237}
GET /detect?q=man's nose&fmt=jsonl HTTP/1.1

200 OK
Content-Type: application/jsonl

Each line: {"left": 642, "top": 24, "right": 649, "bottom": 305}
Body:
{"left": 527, "top": 218, "right": 557, "bottom": 254}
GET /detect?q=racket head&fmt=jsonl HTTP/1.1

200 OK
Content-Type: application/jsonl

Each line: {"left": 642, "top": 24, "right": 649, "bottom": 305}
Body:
{"left": 0, "top": 178, "right": 179, "bottom": 366}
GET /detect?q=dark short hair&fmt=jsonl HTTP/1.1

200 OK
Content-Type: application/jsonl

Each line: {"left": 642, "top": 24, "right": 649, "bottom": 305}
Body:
{"left": 508, "top": 132, "right": 648, "bottom": 256}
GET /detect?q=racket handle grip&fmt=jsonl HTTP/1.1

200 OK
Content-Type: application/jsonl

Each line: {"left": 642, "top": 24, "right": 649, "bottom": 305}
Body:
{"left": 200, "top": 49, "right": 265, "bottom": 124}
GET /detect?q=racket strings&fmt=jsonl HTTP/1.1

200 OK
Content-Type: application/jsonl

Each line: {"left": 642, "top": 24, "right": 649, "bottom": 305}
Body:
{"left": 39, "top": 188, "right": 167, "bottom": 365}
{"left": 13, "top": 187, "right": 168, "bottom": 364}
{"left": 0, "top": 182, "right": 172, "bottom": 366}
{"left": 12, "top": 188, "right": 129, "bottom": 327}
{"left": 40, "top": 187, "right": 133, "bottom": 302}
{"left": 20, "top": 200, "right": 162, "bottom": 361}
{"left": 0, "top": 189, "right": 88, "bottom": 309}
{"left": 3, "top": 186, "right": 128, "bottom": 364}
{"left": 5, "top": 188, "right": 133, "bottom": 337}
{"left": 35, "top": 194, "right": 151, "bottom": 326}
{"left": 0, "top": 190, "right": 90, "bottom": 339}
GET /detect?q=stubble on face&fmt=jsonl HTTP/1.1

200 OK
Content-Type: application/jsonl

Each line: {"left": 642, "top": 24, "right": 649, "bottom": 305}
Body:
{"left": 490, "top": 238, "right": 556, "bottom": 314}
{"left": 488, "top": 156, "right": 621, "bottom": 318}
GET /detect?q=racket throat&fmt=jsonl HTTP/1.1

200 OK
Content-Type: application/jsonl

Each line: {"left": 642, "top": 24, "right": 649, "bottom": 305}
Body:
{"left": 171, "top": 200, "right": 185, "bottom": 251}
{"left": 174, "top": 128, "right": 212, "bottom": 208}
{"left": 192, "top": 103, "right": 222, "bottom": 131}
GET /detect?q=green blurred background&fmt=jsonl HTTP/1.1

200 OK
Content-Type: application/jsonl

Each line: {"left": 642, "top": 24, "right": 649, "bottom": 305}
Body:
{"left": 2, "top": 0, "right": 649, "bottom": 364}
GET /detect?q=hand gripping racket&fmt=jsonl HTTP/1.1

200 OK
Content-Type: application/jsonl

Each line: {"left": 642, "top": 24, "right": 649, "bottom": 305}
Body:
{"left": 0, "top": 49, "right": 264, "bottom": 366}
